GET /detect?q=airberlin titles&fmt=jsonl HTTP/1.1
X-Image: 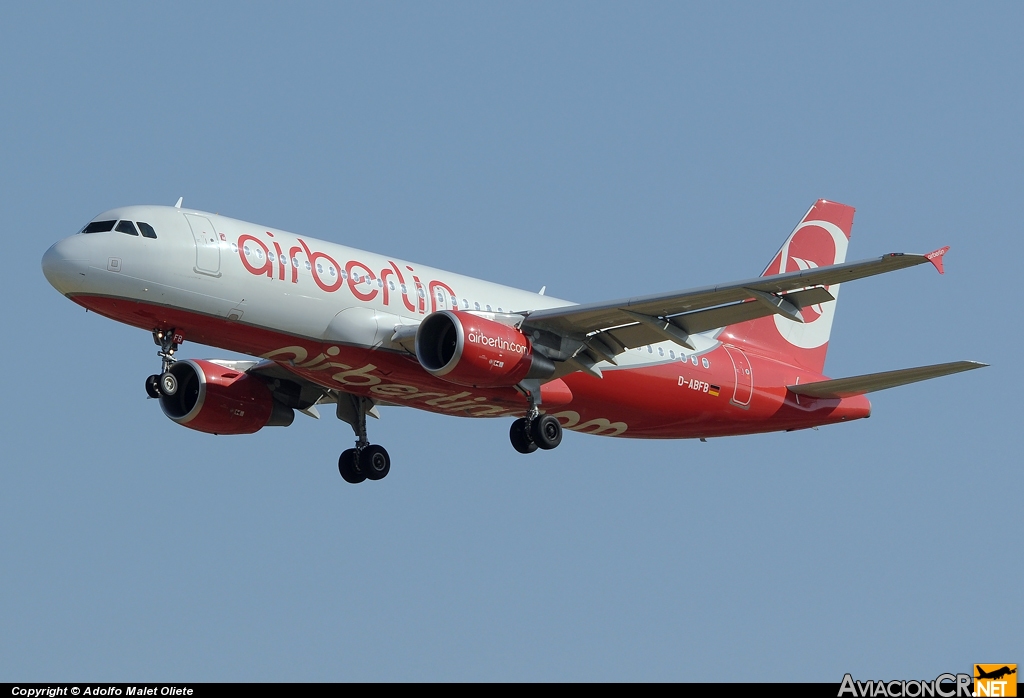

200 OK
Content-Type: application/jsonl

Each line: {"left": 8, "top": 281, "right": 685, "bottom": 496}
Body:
{"left": 467, "top": 330, "right": 528, "bottom": 355}
{"left": 260, "top": 344, "right": 627, "bottom": 436}
{"left": 235, "top": 231, "right": 456, "bottom": 314}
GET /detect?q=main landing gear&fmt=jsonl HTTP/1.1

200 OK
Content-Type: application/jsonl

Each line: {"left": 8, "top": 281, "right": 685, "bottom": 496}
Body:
{"left": 335, "top": 394, "right": 390, "bottom": 484}
{"left": 145, "top": 329, "right": 181, "bottom": 399}
{"left": 509, "top": 392, "right": 563, "bottom": 454}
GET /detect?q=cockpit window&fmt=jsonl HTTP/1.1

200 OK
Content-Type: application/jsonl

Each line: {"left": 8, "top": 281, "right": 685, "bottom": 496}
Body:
{"left": 82, "top": 220, "right": 116, "bottom": 234}
{"left": 137, "top": 222, "right": 158, "bottom": 239}
{"left": 115, "top": 220, "right": 139, "bottom": 236}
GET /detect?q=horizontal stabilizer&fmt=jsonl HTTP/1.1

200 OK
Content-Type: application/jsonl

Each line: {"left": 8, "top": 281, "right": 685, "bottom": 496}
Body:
{"left": 788, "top": 361, "right": 987, "bottom": 399}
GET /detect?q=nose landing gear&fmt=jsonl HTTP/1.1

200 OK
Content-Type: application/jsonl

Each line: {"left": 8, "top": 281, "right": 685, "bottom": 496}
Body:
{"left": 335, "top": 393, "right": 391, "bottom": 484}
{"left": 146, "top": 329, "right": 182, "bottom": 398}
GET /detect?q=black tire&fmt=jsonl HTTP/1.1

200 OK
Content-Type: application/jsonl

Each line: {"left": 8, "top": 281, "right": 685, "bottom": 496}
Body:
{"left": 510, "top": 418, "right": 538, "bottom": 454}
{"left": 360, "top": 445, "right": 391, "bottom": 480}
{"left": 145, "top": 374, "right": 161, "bottom": 399}
{"left": 338, "top": 449, "right": 366, "bottom": 484}
{"left": 531, "top": 414, "right": 562, "bottom": 450}
{"left": 159, "top": 371, "right": 178, "bottom": 397}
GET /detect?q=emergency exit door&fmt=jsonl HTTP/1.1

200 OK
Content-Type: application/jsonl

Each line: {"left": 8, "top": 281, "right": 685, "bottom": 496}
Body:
{"left": 723, "top": 345, "right": 753, "bottom": 408}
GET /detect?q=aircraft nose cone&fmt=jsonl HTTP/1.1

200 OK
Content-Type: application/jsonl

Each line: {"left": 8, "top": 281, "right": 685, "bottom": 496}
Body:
{"left": 42, "top": 237, "right": 90, "bottom": 295}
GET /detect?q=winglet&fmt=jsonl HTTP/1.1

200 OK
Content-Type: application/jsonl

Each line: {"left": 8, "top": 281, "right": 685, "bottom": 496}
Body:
{"left": 174, "top": 196, "right": 183, "bottom": 209}
{"left": 925, "top": 246, "right": 950, "bottom": 274}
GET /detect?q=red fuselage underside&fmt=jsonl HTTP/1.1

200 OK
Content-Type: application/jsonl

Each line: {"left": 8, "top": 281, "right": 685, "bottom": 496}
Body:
{"left": 73, "top": 293, "right": 870, "bottom": 439}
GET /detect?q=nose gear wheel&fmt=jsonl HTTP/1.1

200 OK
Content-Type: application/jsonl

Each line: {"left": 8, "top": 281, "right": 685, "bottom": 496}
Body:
{"left": 145, "top": 329, "right": 182, "bottom": 399}
{"left": 159, "top": 372, "right": 178, "bottom": 396}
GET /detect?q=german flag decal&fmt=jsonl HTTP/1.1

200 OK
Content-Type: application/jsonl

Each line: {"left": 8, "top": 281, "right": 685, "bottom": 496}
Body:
{"left": 709, "top": 385, "right": 721, "bottom": 397}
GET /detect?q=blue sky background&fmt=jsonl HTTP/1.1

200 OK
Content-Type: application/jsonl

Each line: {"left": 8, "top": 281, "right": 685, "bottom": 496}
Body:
{"left": 1, "top": 2, "right": 1020, "bottom": 681}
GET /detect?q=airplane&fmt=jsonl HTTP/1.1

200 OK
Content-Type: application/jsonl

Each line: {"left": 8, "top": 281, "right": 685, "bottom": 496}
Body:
{"left": 976, "top": 666, "right": 1016, "bottom": 681}
{"left": 41, "top": 198, "right": 986, "bottom": 483}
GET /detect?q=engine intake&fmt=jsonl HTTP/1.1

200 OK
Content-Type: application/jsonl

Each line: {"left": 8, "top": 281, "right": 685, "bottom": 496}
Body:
{"left": 415, "top": 310, "right": 554, "bottom": 388}
{"left": 160, "top": 360, "right": 294, "bottom": 435}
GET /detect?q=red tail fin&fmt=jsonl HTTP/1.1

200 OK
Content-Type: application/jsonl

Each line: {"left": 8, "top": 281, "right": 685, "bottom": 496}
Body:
{"left": 722, "top": 199, "right": 855, "bottom": 374}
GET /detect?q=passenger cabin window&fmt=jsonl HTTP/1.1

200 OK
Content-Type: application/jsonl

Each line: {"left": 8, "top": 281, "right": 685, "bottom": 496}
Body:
{"left": 82, "top": 220, "right": 116, "bottom": 234}
{"left": 137, "top": 222, "right": 157, "bottom": 239}
{"left": 115, "top": 220, "right": 139, "bottom": 236}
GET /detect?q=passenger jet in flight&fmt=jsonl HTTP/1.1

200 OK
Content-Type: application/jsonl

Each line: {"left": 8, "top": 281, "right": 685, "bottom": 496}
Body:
{"left": 41, "top": 199, "right": 985, "bottom": 483}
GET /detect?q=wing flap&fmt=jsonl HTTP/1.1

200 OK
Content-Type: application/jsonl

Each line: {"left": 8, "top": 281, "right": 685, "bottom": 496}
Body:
{"left": 676, "top": 286, "right": 835, "bottom": 335}
{"left": 571, "top": 287, "right": 836, "bottom": 352}
{"left": 787, "top": 361, "right": 987, "bottom": 399}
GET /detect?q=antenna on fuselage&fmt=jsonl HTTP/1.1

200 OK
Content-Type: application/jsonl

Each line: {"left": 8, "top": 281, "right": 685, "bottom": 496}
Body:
{"left": 174, "top": 197, "right": 183, "bottom": 209}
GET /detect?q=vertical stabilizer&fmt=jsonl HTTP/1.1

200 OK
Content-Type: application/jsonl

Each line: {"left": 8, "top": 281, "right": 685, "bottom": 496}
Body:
{"left": 723, "top": 199, "right": 855, "bottom": 374}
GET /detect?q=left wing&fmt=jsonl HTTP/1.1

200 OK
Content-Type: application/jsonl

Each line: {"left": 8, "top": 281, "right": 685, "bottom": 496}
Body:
{"left": 519, "top": 249, "right": 948, "bottom": 373}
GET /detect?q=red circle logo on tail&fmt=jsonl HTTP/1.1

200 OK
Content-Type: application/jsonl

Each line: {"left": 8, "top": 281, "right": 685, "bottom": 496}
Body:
{"left": 766, "top": 220, "right": 849, "bottom": 349}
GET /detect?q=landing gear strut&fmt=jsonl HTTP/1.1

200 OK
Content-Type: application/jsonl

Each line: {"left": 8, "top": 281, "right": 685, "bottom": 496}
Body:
{"left": 336, "top": 394, "right": 391, "bottom": 484}
{"left": 509, "top": 387, "right": 563, "bottom": 454}
{"left": 146, "top": 329, "right": 181, "bottom": 399}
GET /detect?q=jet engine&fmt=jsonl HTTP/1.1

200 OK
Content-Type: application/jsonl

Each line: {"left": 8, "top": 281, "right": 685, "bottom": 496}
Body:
{"left": 415, "top": 310, "right": 554, "bottom": 388}
{"left": 158, "top": 359, "right": 295, "bottom": 435}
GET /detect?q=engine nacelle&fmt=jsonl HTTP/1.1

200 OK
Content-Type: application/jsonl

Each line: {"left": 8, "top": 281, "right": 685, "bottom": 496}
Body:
{"left": 415, "top": 310, "right": 554, "bottom": 388}
{"left": 159, "top": 360, "right": 295, "bottom": 435}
